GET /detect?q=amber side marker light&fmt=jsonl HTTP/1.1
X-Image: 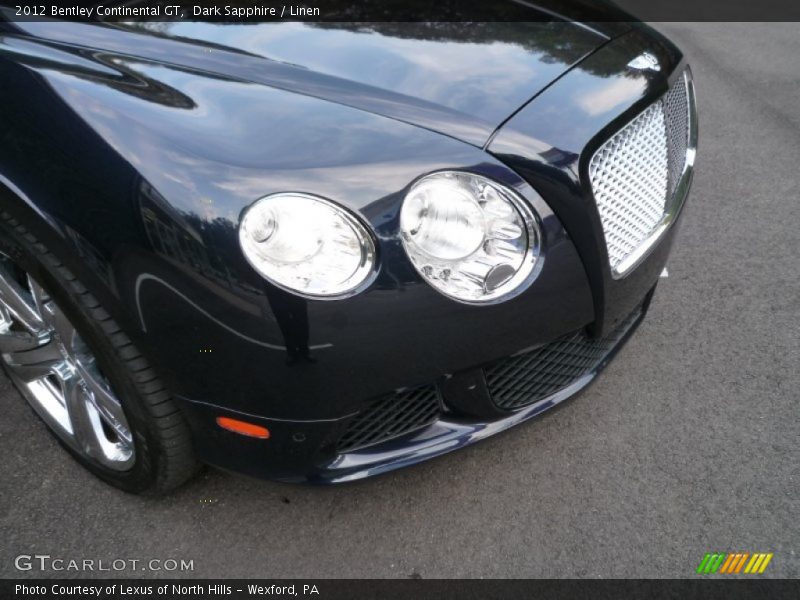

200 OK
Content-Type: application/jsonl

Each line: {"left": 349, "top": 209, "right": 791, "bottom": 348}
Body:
{"left": 216, "top": 417, "right": 271, "bottom": 439}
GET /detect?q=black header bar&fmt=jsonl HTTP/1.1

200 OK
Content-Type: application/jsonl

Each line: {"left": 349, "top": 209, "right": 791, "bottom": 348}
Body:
{"left": 2, "top": 0, "right": 800, "bottom": 22}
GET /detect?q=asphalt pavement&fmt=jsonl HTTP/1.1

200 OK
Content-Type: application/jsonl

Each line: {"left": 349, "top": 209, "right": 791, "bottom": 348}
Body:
{"left": 1, "top": 22, "right": 798, "bottom": 579}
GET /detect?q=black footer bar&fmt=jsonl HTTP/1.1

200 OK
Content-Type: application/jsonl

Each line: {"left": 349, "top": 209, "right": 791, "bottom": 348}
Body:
{"left": 5, "top": 579, "right": 800, "bottom": 600}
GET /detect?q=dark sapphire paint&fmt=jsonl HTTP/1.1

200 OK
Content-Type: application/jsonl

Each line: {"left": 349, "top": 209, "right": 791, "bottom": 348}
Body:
{"left": 0, "top": 8, "right": 690, "bottom": 481}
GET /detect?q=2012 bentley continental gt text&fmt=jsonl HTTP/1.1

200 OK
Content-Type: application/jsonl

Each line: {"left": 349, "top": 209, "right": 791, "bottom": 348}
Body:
{"left": 0, "top": 6, "right": 696, "bottom": 492}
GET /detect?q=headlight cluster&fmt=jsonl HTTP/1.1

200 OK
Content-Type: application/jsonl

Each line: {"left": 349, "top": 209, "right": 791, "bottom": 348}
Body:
{"left": 399, "top": 172, "right": 540, "bottom": 303}
{"left": 239, "top": 173, "right": 541, "bottom": 303}
{"left": 239, "top": 193, "right": 376, "bottom": 299}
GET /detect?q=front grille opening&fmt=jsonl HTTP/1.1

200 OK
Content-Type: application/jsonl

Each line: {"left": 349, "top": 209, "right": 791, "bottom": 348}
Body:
{"left": 336, "top": 385, "right": 440, "bottom": 453}
{"left": 589, "top": 70, "right": 692, "bottom": 275}
{"left": 485, "top": 307, "right": 642, "bottom": 411}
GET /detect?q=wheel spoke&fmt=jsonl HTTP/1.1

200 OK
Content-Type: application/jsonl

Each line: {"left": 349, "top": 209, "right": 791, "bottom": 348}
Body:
{"left": 28, "top": 277, "right": 76, "bottom": 346}
{"left": 4, "top": 341, "right": 65, "bottom": 382}
{"left": 0, "top": 268, "right": 45, "bottom": 334}
{"left": 0, "top": 329, "right": 45, "bottom": 353}
{"left": 75, "top": 361, "right": 132, "bottom": 443}
{"left": 62, "top": 375, "right": 106, "bottom": 460}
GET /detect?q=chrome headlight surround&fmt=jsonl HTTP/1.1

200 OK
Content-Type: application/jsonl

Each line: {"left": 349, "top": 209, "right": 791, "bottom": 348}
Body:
{"left": 399, "top": 171, "right": 543, "bottom": 304}
{"left": 239, "top": 192, "right": 377, "bottom": 300}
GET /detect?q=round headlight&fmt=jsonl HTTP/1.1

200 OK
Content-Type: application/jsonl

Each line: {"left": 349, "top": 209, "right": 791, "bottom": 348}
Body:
{"left": 239, "top": 193, "right": 376, "bottom": 298}
{"left": 400, "top": 172, "right": 541, "bottom": 303}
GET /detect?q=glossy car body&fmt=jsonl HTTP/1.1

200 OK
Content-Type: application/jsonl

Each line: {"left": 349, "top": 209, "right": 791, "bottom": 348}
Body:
{"left": 0, "top": 6, "right": 695, "bottom": 482}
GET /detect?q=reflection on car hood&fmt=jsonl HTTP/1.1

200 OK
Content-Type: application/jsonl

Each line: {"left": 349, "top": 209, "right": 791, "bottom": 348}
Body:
{"left": 119, "top": 21, "right": 608, "bottom": 146}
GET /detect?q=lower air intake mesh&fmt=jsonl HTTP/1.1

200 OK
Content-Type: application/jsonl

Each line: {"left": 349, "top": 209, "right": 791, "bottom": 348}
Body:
{"left": 336, "top": 385, "right": 440, "bottom": 453}
{"left": 485, "top": 308, "right": 642, "bottom": 411}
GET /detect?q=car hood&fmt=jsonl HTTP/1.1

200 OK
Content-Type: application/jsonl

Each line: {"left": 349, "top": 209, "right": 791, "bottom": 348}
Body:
{"left": 115, "top": 20, "right": 609, "bottom": 146}
{"left": 7, "top": 8, "right": 620, "bottom": 147}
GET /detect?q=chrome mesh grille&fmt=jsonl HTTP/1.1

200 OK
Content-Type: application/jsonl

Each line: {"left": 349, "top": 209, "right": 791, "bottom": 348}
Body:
{"left": 485, "top": 306, "right": 642, "bottom": 411}
{"left": 589, "top": 71, "right": 691, "bottom": 274}
{"left": 336, "top": 385, "right": 440, "bottom": 453}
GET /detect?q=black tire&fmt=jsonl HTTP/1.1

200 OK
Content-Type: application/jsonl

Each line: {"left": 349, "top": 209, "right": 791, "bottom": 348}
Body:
{"left": 0, "top": 209, "right": 201, "bottom": 494}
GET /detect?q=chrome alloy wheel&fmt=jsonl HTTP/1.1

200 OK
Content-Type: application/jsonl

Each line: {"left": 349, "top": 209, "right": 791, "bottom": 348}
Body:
{"left": 0, "top": 255, "right": 134, "bottom": 470}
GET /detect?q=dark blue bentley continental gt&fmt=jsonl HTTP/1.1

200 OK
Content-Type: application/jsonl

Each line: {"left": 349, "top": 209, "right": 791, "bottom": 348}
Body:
{"left": 0, "top": 5, "right": 696, "bottom": 492}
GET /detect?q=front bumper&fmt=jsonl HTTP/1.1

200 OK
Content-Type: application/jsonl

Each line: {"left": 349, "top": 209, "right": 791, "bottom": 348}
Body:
{"left": 176, "top": 285, "right": 656, "bottom": 483}
{"left": 315, "top": 292, "right": 652, "bottom": 483}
